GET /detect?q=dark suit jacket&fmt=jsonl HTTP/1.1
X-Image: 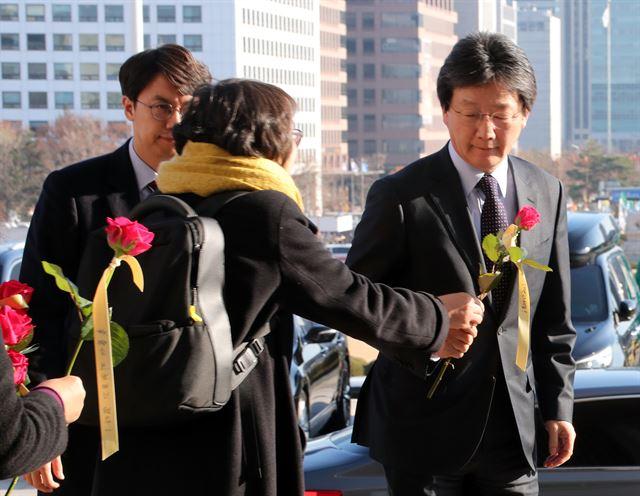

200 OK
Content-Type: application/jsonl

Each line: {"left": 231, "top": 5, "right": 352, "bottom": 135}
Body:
{"left": 20, "top": 140, "right": 139, "bottom": 381}
{"left": 348, "top": 145, "right": 576, "bottom": 474}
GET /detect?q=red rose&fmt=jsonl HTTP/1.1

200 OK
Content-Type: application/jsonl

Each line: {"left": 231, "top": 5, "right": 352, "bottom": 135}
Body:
{"left": 105, "top": 217, "right": 154, "bottom": 257}
{"left": 515, "top": 206, "right": 541, "bottom": 231}
{"left": 0, "top": 280, "right": 34, "bottom": 305}
{"left": 0, "top": 305, "right": 33, "bottom": 346}
{"left": 7, "top": 349, "right": 28, "bottom": 386}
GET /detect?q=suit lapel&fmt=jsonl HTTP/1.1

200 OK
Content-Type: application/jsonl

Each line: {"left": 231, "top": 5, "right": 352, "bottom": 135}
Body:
{"left": 425, "top": 146, "right": 485, "bottom": 294}
{"left": 106, "top": 139, "right": 141, "bottom": 216}
{"left": 511, "top": 157, "right": 541, "bottom": 270}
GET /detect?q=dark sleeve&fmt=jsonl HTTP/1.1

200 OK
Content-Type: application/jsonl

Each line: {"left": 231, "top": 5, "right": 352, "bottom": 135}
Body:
{"left": 275, "top": 198, "right": 448, "bottom": 360}
{"left": 0, "top": 338, "right": 67, "bottom": 479}
{"left": 345, "top": 177, "right": 405, "bottom": 283}
{"left": 19, "top": 171, "right": 80, "bottom": 382}
{"left": 531, "top": 181, "right": 577, "bottom": 422}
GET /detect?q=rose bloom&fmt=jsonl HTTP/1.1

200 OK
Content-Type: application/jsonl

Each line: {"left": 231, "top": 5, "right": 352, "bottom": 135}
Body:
{"left": 515, "top": 205, "right": 541, "bottom": 231}
{"left": 8, "top": 349, "right": 29, "bottom": 386}
{"left": 105, "top": 217, "right": 155, "bottom": 257}
{"left": 0, "top": 280, "right": 34, "bottom": 306}
{"left": 0, "top": 305, "right": 33, "bottom": 346}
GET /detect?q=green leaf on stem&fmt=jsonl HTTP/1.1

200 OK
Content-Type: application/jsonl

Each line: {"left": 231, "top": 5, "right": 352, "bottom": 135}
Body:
{"left": 42, "top": 261, "right": 92, "bottom": 312}
{"left": 522, "top": 258, "right": 553, "bottom": 272}
{"left": 110, "top": 321, "right": 129, "bottom": 367}
{"left": 479, "top": 271, "right": 503, "bottom": 294}
{"left": 80, "top": 316, "right": 94, "bottom": 341}
{"left": 507, "top": 246, "right": 524, "bottom": 263}
{"left": 482, "top": 234, "right": 501, "bottom": 262}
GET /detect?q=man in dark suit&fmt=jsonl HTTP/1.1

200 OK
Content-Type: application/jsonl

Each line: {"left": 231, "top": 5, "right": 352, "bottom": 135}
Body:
{"left": 348, "top": 33, "right": 576, "bottom": 495}
{"left": 19, "top": 44, "right": 211, "bottom": 494}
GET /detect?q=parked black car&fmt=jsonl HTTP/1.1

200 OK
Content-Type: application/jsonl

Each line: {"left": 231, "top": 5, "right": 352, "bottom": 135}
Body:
{"left": 304, "top": 367, "right": 640, "bottom": 495}
{"left": 568, "top": 212, "right": 640, "bottom": 368}
{"left": 291, "top": 316, "right": 351, "bottom": 439}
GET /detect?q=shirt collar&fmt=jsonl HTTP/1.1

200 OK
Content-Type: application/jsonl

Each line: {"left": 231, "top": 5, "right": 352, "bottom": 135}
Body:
{"left": 447, "top": 141, "right": 509, "bottom": 200}
{"left": 129, "top": 139, "right": 158, "bottom": 192}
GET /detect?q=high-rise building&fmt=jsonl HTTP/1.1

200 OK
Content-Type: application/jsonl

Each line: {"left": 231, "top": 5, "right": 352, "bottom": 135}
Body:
{"left": 562, "top": 0, "right": 640, "bottom": 152}
{"left": 517, "top": 7, "right": 562, "bottom": 157}
{"left": 454, "top": 0, "right": 518, "bottom": 42}
{"left": 345, "top": 0, "right": 457, "bottom": 171}
{"left": 320, "top": 0, "right": 348, "bottom": 173}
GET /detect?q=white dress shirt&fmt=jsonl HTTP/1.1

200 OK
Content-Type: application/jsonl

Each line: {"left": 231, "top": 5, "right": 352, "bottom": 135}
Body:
{"left": 447, "top": 141, "right": 518, "bottom": 242}
{"left": 129, "top": 139, "right": 158, "bottom": 200}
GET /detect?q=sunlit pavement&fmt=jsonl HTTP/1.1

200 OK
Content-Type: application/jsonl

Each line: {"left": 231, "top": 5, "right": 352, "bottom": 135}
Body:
{"left": 0, "top": 478, "right": 36, "bottom": 495}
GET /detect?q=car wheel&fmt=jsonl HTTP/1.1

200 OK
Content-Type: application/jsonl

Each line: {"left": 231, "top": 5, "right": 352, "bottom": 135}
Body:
{"left": 325, "top": 364, "right": 351, "bottom": 432}
{"left": 297, "top": 389, "right": 310, "bottom": 440}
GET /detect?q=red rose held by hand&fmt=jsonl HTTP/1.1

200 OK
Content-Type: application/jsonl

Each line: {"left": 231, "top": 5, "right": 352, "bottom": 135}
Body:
{"left": 8, "top": 349, "right": 28, "bottom": 386}
{"left": 105, "top": 217, "right": 155, "bottom": 257}
{"left": 0, "top": 280, "right": 34, "bottom": 305}
{"left": 515, "top": 205, "right": 541, "bottom": 231}
{"left": 0, "top": 305, "right": 33, "bottom": 346}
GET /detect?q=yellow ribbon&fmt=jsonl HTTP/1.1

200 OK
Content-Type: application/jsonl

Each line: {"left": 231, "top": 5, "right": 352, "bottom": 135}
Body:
{"left": 91, "top": 255, "right": 145, "bottom": 460}
{"left": 515, "top": 264, "right": 531, "bottom": 371}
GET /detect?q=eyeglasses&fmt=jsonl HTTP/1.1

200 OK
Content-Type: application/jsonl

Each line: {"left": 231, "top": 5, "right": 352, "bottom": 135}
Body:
{"left": 136, "top": 100, "right": 186, "bottom": 122}
{"left": 291, "top": 128, "right": 303, "bottom": 146}
{"left": 450, "top": 107, "right": 522, "bottom": 129}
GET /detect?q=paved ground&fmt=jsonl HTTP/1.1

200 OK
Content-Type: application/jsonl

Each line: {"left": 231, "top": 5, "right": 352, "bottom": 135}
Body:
{"left": 0, "top": 478, "right": 35, "bottom": 495}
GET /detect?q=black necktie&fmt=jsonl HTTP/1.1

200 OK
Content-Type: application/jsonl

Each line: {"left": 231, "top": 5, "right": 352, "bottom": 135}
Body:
{"left": 478, "top": 174, "right": 511, "bottom": 311}
{"left": 146, "top": 180, "right": 158, "bottom": 195}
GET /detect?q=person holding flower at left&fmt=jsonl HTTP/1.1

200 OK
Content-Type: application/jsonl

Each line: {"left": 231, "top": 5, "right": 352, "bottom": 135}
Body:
{"left": 0, "top": 281, "right": 86, "bottom": 483}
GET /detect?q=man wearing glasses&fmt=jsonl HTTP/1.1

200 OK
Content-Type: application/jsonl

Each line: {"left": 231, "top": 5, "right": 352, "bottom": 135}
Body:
{"left": 348, "top": 32, "right": 576, "bottom": 495}
{"left": 20, "top": 44, "right": 211, "bottom": 495}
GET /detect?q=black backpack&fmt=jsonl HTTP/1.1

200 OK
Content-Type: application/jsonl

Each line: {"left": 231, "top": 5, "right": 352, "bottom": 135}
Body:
{"left": 72, "top": 192, "right": 268, "bottom": 427}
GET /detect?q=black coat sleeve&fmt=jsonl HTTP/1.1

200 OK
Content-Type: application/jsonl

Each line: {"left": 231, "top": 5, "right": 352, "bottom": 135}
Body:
{"left": 275, "top": 198, "right": 448, "bottom": 358}
{"left": 19, "top": 171, "right": 80, "bottom": 382}
{"left": 531, "top": 182, "right": 576, "bottom": 422}
{"left": 0, "top": 336, "right": 67, "bottom": 479}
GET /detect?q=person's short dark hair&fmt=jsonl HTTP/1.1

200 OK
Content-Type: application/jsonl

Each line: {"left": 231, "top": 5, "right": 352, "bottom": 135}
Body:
{"left": 119, "top": 44, "right": 212, "bottom": 102}
{"left": 437, "top": 32, "right": 537, "bottom": 112}
{"left": 172, "top": 79, "right": 297, "bottom": 163}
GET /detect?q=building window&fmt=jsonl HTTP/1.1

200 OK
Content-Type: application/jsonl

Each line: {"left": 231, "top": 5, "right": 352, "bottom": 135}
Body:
{"left": 183, "top": 5, "right": 201, "bottom": 23}
{"left": 143, "top": 34, "right": 151, "bottom": 49}
{"left": 1, "top": 33, "right": 19, "bottom": 50}
{"left": 26, "top": 4, "right": 45, "bottom": 21}
{"left": 52, "top": 4, "right": 71, "bottom": 21}
{"left": 53, "top": 33, "right": 72, "bottom": 50}
{"left": 105, "top": 34, "right": 124, "bottom": 51}
{"left": 363, "top": 140, "right": 376, "bottom": 155}
{"left": 1, "top": 62, "right": 19, "bottom": 79}
{"left": 80, "top": 63, "right": 99, "bottom": 80}
{"left": 346, "top": 37, "right": 356, "bottom": 55}
{"left": 104, "top": 4, "right": 123, "bottom": 22}
{"left": 78, "top": 4, "right": 97, "bottom": 22}
{"left": 382, "top": 114, "right": 422, "bottom": 129}
{"left": 348, "top": 140, "right": 359, "bottom": 158}
{"left": 345, "top": 11, "right": 356, "bottom": 29}
{"left": 346, "top": 63, "right": 357, "bottom": 80}
{"left": 29, "top": 121, "right": 48, "bottom": 132}
{"left": 362, "top": 12, "right": 374, "bottom": 30}
{"left": 3, "top": 91, "right": 20, "bottom": 108}
{"left": 363, "top": 88, "right": 376, "bottom": 106}
{"left": 381, "top": 12, "right": 421, "bottom": 28}
{"left": 54, "top": 62, "right": 73, "bottom": 80}
{"left": 382, "top": 63, "right": 421, "bottom": 79}
{"left": 347, "top": 114, "right": 358, "bottom": 132}
{"left": 29, "top": 91, "right": 48, "bottom": 109}
{"left": 106, "top": 63, "right": 120, "bottom": 81}
{"left": 107, "top": 92, "right": 121, "bottom": 109}
{"left": 383, "top": 139, "right": 423, "bottom": 154}
{"left": 382, "top": 89, "right": 421, "bottom": 104}
{"left": 362, "top": 38, "right": 375, "bottom": 55}
{"left": 0, "top": 4, "right": 18, "bottom": 21}
{"left": 381, "top": 38, "right": 420, "bottom": 53}
{"left": 363, "top": 114, "right": 376, "bottom": 132}
{"left": 81, "top": 91, "right": 99, "bottom": 109}
{"left": 55, "top": 91, "right": 73, "bottom": 109}
{"left": 157, "top": 5, "right": 175, "bottom": 22}
{"left": 347, "top": 88, "right": 357, "bottom": 106}
{"left": 143, "top": 5, "right": 149, "bottom": 22}
{"left": 183, "top": 34, "right": 202, "bottom": 52}
{"left": 157, "top": 34, "right": 176, "bottom": 46}
{"left": 27, "top": 33, "right": 46, "bottom": 50}
{"left": 28, "top": 62, "right": 46, "bottom": 79}
{"left": 363, "top": 63, "right": 375, "bottom": 80}
{"left": 79, "top": 33, "right": 98, "bottom": 51}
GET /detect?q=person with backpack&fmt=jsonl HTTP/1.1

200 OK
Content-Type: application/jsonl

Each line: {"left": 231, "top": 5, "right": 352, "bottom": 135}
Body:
{"left": 19, "top": 45, "right": 211, "bottom": 494}
{"left": 48, "top": 78, "right": 481, "bottom": 496}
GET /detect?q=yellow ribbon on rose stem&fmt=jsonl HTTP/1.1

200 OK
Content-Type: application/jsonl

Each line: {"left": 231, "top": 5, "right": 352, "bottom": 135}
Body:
{"left": 91, "top": 256, "right": 145, "bottom": 460}
{"left": 515, "top": 263, "right": 531, "bottom": 372}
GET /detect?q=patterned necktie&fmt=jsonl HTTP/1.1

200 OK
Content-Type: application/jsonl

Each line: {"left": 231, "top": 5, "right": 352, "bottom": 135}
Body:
{"left": 477, "top": 174, "right": 511, "bottom": 311}
{"left": 146, "top": 180, "right": 158, "bottom": 195}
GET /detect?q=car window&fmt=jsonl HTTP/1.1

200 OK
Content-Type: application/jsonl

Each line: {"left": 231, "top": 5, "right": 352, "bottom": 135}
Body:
{"left": 608, "top": 257, "right": 627, "bottom": 305}
{"left": 571, "top": 265, "right": 608, "bottom": 322}
{"left": 9, "top": 260, "right": 21, "bottom": 281}
{"left": 616, "top": 254, "right": 638, "bottom": 301}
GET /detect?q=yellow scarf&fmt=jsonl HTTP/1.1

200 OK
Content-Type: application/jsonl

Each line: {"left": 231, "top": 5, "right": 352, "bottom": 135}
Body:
{"left": 156, "top": 141, "right": 304, "bottom": 210}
